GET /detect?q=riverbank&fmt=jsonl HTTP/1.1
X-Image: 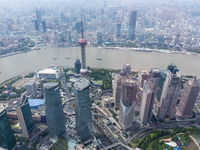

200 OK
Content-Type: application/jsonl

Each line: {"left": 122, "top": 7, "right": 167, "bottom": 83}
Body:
{"left": 0, "top": 44, "right": 199, "bottom": 59}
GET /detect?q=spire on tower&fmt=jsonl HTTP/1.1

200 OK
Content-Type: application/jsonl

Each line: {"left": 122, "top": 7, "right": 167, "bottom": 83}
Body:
{"left": 78, "top": 8, "right": 88, "bottom": 75}
{"left": 81, "top": 8, "right": 84, "bottom": 39}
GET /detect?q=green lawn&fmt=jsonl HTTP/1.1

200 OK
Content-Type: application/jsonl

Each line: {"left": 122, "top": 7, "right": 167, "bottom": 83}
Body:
{"left": 146, "top": 135, "right": 173, "bottom": 150}
{"left": 147, "top": 141, "right": 173, "bottom": 150}
{"left": 94, "top": 80, "right": 103, "bottom": 86}
{"left": 191, "top": 134, "right": 200, "bottom": 145}
{"left": 49, "top": 137, "right": 68, "bottom": 150}
{"left": 180, "top": 136, "right": 199, "bottom": 150}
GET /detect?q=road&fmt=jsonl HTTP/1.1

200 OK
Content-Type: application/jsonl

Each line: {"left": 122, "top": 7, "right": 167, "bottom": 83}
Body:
{"left": 103, "top": 141, "right": 133, "bottom": 150}
{"left": 60, "top": 70, "right": 71, "bottom": 99}
{"left": 125, "top": 127, "right": 152, "bottom": 144}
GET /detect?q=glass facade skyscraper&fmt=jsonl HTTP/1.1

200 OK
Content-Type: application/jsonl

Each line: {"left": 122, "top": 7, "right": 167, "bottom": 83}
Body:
{"left": 44, "top": 82, "right": 66, "bottom": 139}
{"left": 75, "top": 58, "right": 81, "bottom": 74}
{"left": 74, "top": 78, "right": 92, "bottom": 142}
{"left": 128, "top": 10, "right": 137, "bottom": 41}
{"left": 16, "top": 102, "right": 35, "bottom": 138}
{"left": 0, "top": 108, "right": 16, "bottom": 150}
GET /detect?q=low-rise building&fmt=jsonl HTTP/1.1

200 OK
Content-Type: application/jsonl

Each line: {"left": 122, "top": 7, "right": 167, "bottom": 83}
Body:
{"left": 102, "top": 96, "right": 114, "bottom": 109}
{"left": 37, "top": 68, "right": 60, "bottom": 79}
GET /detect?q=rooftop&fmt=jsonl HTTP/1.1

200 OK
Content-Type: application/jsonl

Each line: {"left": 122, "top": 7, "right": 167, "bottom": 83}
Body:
{"left": 38, "top": 68, "right": 59, "bottom": 74}
{"left": 43, "top": 82, "right": 58, "bottom": 89}
{"left": 151, "top": 68, "right": 160, "bottom": 72}
{"left": 25, "top": 80, "right": 35, "bottom": 85}
{"left": 28, "top": 99, "right": 45, "bottom": 108}
{"left": 75, "top": 77, "right": 90, "bottom": 90}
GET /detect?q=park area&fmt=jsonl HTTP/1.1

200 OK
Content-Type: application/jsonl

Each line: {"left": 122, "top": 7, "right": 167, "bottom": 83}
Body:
{"left": 49, "top": 137, "right": 68, "bottom": 150}
{"left": 130, "top": 126, "right": 200, "bottom": 150}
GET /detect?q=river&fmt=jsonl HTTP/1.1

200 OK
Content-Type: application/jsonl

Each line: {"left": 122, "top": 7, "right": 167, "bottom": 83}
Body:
{"left": 0, "top": 46, "right": 200, "bottom": 84}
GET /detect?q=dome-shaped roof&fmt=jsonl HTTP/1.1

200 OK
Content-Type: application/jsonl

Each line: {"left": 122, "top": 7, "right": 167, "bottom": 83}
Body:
{"left": 123, "top": 63, "right": 131, "bottom": 74}
{"left": 80, "top": 68, "right": 88, "bottom": 75}
{"left": 78, "top": 39, "right": 87, "bottom": 45}
{"left": 120, "top": 69, "right": 127, "bottom": 76}
{"left": 76, "top": 58, "right": 80, "bottom": 62}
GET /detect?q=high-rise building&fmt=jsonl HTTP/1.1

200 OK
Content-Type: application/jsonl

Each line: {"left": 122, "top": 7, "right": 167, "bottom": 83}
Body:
{"left": 116, "top": 24, "right": 121, "bottom": 38}
{"left": 75, "top": 58, "right": 81, "bottom": 74}
{"left": 113, "top": 74, "right": 121, "bottom": 110}
{"left": 138, "top": 70, "right": 149, "bottom": 87}
{"left": 157, "top": 66, "right": 182, "bottom": 120}
{"left": 149, "top": 68, "right": 160, "bottom": 79}
{"left": 41, "top": 21, "right": 47, "bottom": 33}
{"left": 15, "top": 102, "right": 35, "bottom": 138}
{"left": 113, "top": 64, "right": 131, "bottom": 110}
{"left": 167, "top": 63, "right": 179, "bottom": 74}
{"left": 74, "top": 14, "right": 92, "bottom": 142}
{"left": 177, "top": 77, "right": 200, "bottom": 119}
{"left": 140, "top": 80, "right": 152, "bottom": 125}
{"left": 97, "top": 32, "right": 102, "bottom": 45}
{"left": 25, "top": 80, "right": 37, "bottom": 97}
{"left": 36, "top": 9, "right": 41, "bottom": 23}
{"left": 67, "top": 31, "right": 71, "bottom": 42}
{"left": 74, "top": 78, "right": 92, "bottom": 142}
{"left": 34, "top": 20, "right": 39, "bottom": 31}
{"left": 123, "top": 63, "right": 131, "bottom": 75}
{"left": 7, "top": 23, "right": 13, "bottom": 31}
{"left": 156, "top": 70, "right": 167, "bottom": 102}
{"left": 61, "top": 13, "right": 66, "bottom": 23}
{"left": 128, "top": 10, "right": 137, "bottom": 41}
{"left": 76, "top": 20, "right": 81, "bottom": 34}
{"left": 0, "top": 108, "right": 16, "bottom": 150}
{"left": 147, "top": 76, "right": 159, "bottom": 122}
{"left": 118, "top": 76, "right": 138, "bottom": 130}
{"left": 44, "top": 82, "right": 66, "bottom": 139}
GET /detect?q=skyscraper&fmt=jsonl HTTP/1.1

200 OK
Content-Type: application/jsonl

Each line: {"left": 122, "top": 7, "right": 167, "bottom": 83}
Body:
{"left": 74, "top": 13, "right": 93, "bottom": 142}
{"left": 67, "top": 31, "right": 71, "bottom": 42}
{"left": 34, "top": 20, "right": 39, "bottom": 31}
{"left": 157, "top": 66, "right": 182, "bottom": 120}
{"left": 44, "top": 82, "right": 66, "bottom": 139}
{"left": 15, "top": 102, "right": 35, "bottom": 138}
{"left": 113, "top": 63, "right": 131, "bottom": 110}
{"left": 147, "top": 72, "right": 159, "bottom": 122}
{"left": 149, "top": 68, "right": 160, "bottom": 79}
{"left": 75, "top": 58, "right": 81, "bottom": 74}
{"left": 128, "top": 10, "right": 137, "bottom": 41}
{"left": 177, "top": 77, "right": 200, "bottom": 119}
{"left": 156, "top": 70, "right": 167, "bottom": 102}
{"left": 113, "top": 75, "right": 121, "bottom": 110}
{"left": 25, "top": 80, "right": 37, "bottom": 97}
{"left": 97, "top": 32, "right": 102, "bottom": 45}
{"left": 0, "top": 108, "right": 16, "bottom": 150}
{"left": 140, "top": 80, "right": 152, "bottom": 125}
{"left": 36, "top": 9, "right": 41, "bottom": 23}
{"left": 116, "top": 23, "right": 121, "bottom": 38}
{"left": 76, "top": 20, "right": 81, "bottom": 34}
{"left": 118, "top": 76, "right": 138, "bottom": 130}
{"left": 41, "top": 21, "right": 47, "bottom": 33}
{"left": 138, "top": 70, "right": 149, "bottom": 87}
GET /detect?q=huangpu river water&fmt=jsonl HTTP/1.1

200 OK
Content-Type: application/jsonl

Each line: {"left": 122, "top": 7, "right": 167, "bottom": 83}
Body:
{"left": 0, "top": 46, "right": 200, "bottom": 83}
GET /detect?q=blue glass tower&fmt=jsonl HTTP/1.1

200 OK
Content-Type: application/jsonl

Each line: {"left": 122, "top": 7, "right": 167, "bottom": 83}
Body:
{"left": 44, "top": 82, "right": 66, "bottom": 139}
{"left": 75, "top": 58, "right": 81, "bottom": 74}
{"left": 0, "top": 108, "right": 16, "bottom": 150}
{"left": 128, "top": 10, "right": 137, "bottom": 41}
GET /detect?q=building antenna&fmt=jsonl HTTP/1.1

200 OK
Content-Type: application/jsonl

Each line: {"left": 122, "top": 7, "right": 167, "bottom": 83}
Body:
{"left": 81, "top": 8, "right": 84, "bottom": 39}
